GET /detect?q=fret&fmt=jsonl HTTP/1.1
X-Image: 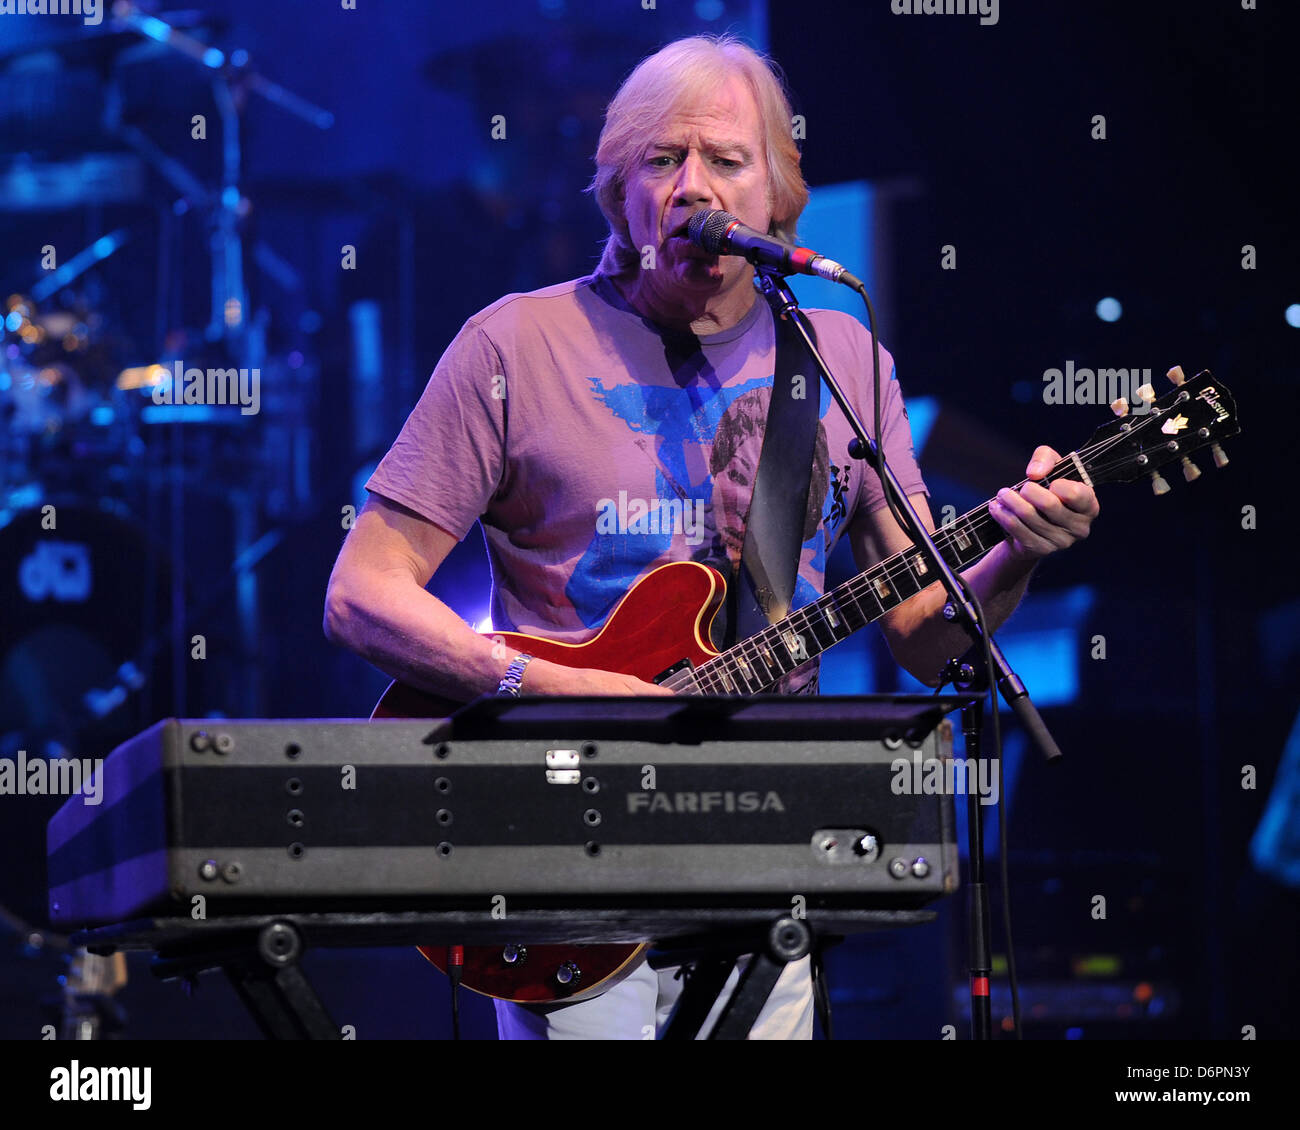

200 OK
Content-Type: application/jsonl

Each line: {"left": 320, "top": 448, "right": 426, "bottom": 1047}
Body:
{"left": 937, "top": 510, "right": 995, "bottom": 570}
{"left": 742, "top": 638, "right": 775, "bottom": 685}
{"left": 759, "top": 626, "right": 793, "bottom": 677}
{"left": 852, "top": 574, "right": 886, "bottom": 620}
{"left": 731, "top": 648, "right": 756, "bottom": 692}
{"left": 959, "top": 516, "right": 987, "bottom": 555}
{"left": 707, "top": 634, "right": 764, "bottom": 696}
{"left": 830, "top": 588, "right": 870, "bottom": 631}
{"left": 694, "top": 663, "right": 721, "bottom": 694}
{"left": 799, "top": 605, "right": 838, "bottom": 652}
{"left": 726, "top": 649, "right": 758, "bottom": 695}
{"left": 886, "top": 558, "right": 925, "bottom": 601}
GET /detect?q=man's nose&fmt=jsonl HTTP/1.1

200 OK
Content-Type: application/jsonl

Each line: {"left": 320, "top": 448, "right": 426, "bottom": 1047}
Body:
{"left": 672, "top": 150, "right": 715, "bottom": 205}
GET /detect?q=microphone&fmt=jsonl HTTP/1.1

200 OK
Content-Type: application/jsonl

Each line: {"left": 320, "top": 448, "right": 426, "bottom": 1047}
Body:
{"left": 686, "top": 209, "right": 862, "bottom": 288}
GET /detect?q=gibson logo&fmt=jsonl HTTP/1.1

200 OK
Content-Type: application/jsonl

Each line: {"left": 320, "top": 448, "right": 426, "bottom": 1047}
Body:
{"left": 627, "top": 790, "right": 785, "bottom": 814}
{"left": 1196, "top": 385, "right": 1230, "bottom": 424}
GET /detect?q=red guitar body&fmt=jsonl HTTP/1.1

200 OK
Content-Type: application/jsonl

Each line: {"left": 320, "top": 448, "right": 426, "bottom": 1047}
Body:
{"left": 371, "top": 560, "right": 726, "bottom": 1003}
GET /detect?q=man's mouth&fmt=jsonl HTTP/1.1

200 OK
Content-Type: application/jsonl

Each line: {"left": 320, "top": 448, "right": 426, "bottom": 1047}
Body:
{"left": 666, "top": 220, "right": 716, "bottom": 258}
{"left": 667, "top": 211, "right": 712, "bottom": 241}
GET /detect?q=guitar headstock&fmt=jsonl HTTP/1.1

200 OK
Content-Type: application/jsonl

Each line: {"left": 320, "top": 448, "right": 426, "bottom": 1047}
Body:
{"left": 1075, "top": 367, "right": 1240, "bottom": 493}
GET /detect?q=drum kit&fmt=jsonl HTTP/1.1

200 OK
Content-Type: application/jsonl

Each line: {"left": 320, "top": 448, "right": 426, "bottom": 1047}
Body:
{"left": 0, "top": 3, "right": 333, "bottom": 1023}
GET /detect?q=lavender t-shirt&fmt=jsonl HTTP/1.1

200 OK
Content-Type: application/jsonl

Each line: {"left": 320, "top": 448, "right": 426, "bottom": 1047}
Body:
{"left": 367, "top": 273, "right": 927, "bottom": 689}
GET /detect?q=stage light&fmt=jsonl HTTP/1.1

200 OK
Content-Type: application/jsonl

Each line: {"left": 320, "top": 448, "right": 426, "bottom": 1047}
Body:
{"left": 1095, "top": 297, "right": 1122, "bottom": 323}
{"left": 1285, "top": 303, "right": 1300, "bottom": 328}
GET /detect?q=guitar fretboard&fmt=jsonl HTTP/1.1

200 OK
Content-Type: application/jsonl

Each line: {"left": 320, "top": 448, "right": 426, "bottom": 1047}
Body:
{"left": 662, "top": 458, "right": 1085, "bottom": 696}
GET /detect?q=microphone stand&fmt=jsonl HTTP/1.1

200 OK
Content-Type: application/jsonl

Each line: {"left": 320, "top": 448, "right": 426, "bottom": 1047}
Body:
{"left": 752, "top": 266, "right": 1061, "bottom": 1038}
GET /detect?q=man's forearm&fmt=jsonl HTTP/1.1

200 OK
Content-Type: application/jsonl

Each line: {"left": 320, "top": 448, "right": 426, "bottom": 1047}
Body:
{"left": 324, "top": 569, "right": 605, "bottom": 702}
{"left": 325, "top": 570, "right": 513, "bottom": 702}
{"left": 887, "top": 540, "right": 1038, "bottom": 685}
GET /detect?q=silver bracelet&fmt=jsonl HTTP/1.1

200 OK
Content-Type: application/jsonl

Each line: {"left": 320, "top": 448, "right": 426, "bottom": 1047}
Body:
{"left": 497, "top": 653, "right": 534, "bottom": 697}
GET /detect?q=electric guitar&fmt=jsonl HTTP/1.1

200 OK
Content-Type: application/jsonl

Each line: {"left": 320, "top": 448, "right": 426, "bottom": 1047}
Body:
{"left": 373, "top": 367, "right": 1240, "bottom": 1002}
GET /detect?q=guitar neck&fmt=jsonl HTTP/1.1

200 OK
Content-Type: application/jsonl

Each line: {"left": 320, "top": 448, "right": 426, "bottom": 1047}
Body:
{"left": 668, "top": 456, "right": 1089, "bottom": 696}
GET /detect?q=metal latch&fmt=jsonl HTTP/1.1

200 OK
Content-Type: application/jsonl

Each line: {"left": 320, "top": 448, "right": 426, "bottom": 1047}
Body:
{"left": 545, "top": 749, "right": 580, "bottom": 784}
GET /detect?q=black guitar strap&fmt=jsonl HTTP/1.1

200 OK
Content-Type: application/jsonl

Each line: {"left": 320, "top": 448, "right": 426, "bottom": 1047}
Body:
{"left": 722, "top": 305, "right": 820, "bottom": 650}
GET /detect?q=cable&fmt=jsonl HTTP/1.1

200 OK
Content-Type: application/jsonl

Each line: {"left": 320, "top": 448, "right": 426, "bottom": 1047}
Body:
{"left": 811, "top": 945, "right": 833, "bottom": 1040}
{"left": 447, "top": 945, "right": 463, "bottom": 1040}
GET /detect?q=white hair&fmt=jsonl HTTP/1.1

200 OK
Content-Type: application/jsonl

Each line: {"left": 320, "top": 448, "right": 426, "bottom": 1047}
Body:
{"left": 589, "top": 35, "right": 809, "bottom": 278}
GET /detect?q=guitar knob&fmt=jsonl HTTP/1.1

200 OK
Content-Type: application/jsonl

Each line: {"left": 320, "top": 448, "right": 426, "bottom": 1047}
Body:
{"left": 1166, "top": 365, "right": 1186, "bottom": 386}
{"left": 554, "top": 961, "right": 582, "bottom": 988}
{"left": 1110, "top": 398, "right": 1130, "bottom": 417}
{"left": 1150, "top": 471, "right": 1171, "bottom": 496}
{"left": 1211, "top": 443, "right": 1229, "bottom": 469}
{"left": 1181, "top": 457, "right": 1201, "bottom": 482}
{"left": 1136, "top": 384, "right": 1156, "bottom": 406}
{"left": 501, "top": 944, "right": 527, "bottom": 966}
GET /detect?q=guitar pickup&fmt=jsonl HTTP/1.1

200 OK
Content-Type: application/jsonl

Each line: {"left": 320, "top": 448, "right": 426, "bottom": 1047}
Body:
{"left": 653, "top": 658, "right": 693, "bottom": 684}
{"left": 545, "top": 749, "right": 581, "bottom": 785}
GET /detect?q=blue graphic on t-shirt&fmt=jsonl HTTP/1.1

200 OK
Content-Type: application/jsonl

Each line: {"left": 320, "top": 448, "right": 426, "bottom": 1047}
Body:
{"left": 567, "top": 372, "right": 839, "bottom": 632}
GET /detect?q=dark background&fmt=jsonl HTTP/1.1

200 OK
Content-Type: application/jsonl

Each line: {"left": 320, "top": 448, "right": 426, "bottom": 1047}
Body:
{"left": 1, "top": 0, "right": 1295, "bottom": 1041}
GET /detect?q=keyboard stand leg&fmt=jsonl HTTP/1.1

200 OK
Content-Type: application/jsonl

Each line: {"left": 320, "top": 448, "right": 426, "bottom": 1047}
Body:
{"left": 655, "top": 915, "right": 813, "bottom": 1041}
{"left": 708, "top": 949, "right": 787, "bottom": 1040}
{"left": 151, "top": 921, "right": 340, "bottom": 1040}
{"left": 224, "top": 959, "right": 339, "bottom": 1040}
{"left": 659, "top": 955, "right": 738, "bottom": 1041}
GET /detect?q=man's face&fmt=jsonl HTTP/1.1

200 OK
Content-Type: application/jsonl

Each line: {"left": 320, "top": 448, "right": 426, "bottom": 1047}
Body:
{"left": 619, "top": 75, "right": 772, "bottom": 306}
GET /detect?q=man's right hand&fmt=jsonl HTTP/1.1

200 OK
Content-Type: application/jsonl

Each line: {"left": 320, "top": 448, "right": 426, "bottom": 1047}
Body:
{"left": 527, "top": 659, "right": 675, "bottom": 697}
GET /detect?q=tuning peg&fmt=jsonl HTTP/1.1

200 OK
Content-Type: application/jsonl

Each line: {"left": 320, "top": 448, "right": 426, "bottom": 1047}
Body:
{"left": 1211, "top": 443, "right": 1229, "bottom": 469}
{"left": 1136, "top": 384, "right": 1156, "bottom": 406}
{"left": 1166, "top": 365, "right": 1186, "bottom": 386}
{"left": 1110, "top": 398, "right": 1130, "bottom": 417}
{"left": 1181, "top": 456, "right": 1201, "bottom": 482}
{"left": 1150, "top": 471, "right": 1171, "bottom": 496}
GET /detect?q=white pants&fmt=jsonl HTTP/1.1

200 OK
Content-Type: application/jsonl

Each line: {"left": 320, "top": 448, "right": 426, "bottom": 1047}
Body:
{"left": 494, "top": 953, "right": 814, "bottom": 1040}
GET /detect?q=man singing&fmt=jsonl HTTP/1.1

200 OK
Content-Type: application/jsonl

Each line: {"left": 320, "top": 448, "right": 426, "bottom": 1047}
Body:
{"left": 324, "top": 34, "right": 1099, "bottom": 1039}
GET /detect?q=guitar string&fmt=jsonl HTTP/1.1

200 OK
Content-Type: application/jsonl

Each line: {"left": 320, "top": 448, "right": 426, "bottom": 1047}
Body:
{"left": 675, "top": 395, "right": 1203, "bottom": 694}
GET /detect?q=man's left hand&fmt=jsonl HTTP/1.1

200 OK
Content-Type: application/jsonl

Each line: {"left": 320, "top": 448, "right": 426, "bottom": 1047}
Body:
{"left": 989, "top": 446, "right": 1100, "bottom": 564}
